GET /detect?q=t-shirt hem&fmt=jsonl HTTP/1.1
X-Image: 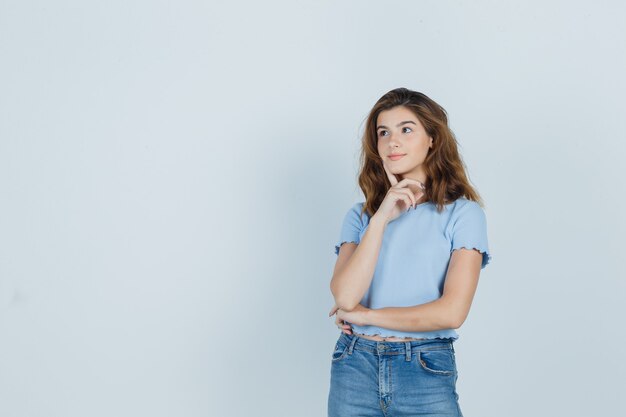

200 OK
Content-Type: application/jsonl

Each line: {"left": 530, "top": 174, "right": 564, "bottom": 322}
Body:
{"left": 351, "top": 326, "right": 458, "bottom": 340}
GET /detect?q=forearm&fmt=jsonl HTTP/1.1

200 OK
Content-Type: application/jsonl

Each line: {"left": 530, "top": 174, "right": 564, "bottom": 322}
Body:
{"left": 331, "top": 214, "right": 387, "bottom": 311}
{"left": 364, "top": 297, "right": 458, "bottom": 332}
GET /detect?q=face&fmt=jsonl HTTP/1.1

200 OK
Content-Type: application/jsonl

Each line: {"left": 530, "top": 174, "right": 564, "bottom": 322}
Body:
{"left": 376, "top": 105, "right": 433, "bottom": 183}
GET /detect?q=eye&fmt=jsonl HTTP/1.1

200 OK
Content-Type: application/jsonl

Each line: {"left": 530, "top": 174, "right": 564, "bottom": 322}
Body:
{"left": 403, "top": 127, "right": 413, "bottom": 133}
{"left": 378, "top": 130, "right": 388, "bottom": 137}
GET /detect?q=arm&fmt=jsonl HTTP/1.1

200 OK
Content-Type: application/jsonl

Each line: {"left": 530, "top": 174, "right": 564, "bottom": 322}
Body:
{"left": 364, "top": 247, "right": 483, "bottom": 331}
{"left": 330, "top": 214, "right": 387, "bottom": 312}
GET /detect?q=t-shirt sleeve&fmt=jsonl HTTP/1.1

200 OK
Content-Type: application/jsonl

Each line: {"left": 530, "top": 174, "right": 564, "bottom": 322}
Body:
{"left": 449, "top": 202, "right": 492, "bottom": 269}
{"left": 334, "top": 203, "right": 366, "bottom": 256}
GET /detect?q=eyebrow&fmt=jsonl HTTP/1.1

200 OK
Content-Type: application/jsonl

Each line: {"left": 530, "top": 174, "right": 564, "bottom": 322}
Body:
{"left": 376, "top": 120, "right": 417, "bottom": 130}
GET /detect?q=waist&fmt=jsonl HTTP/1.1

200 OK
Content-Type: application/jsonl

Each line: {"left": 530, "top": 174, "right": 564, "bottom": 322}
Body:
{"left": 352, "top": 331, "right": 427, "bottom": 342}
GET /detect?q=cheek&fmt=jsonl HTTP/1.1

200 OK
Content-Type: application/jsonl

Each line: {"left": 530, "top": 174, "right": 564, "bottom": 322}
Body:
{"left": 407, "top": 144, "right": 430, "bottom": 162}
{"left": 406, "top": 140, "right": 425, "bottom": 154}
{"left": 415, "top": 140, "right": 431, "bottom": 154}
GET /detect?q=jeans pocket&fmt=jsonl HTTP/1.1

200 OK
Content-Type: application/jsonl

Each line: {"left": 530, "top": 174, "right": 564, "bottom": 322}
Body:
{"left": 331, "top": 341, "right": 349, "bottom": 362}
{"left": 418, "top": 348, "right": 456, "bottom": 376}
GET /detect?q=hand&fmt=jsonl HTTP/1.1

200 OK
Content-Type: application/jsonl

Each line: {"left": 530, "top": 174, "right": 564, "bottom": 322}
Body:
{"left": 329, "top": 303, "right": 371, "bottom": 328}
{"left": 375, "top": 159, "right": 426, "bottom": 224}
{"left": 329, "top": 303, "right": 353, "bottom": 335}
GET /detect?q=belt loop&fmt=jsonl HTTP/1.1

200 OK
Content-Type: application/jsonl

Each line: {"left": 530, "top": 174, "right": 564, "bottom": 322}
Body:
{"left": 348, "top": 334, "right": 358, "bottom": 354}
{"left": 405, "top": 342, "right": 411, "bottom": 361}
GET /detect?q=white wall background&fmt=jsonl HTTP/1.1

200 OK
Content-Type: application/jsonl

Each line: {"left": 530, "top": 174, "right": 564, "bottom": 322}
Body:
{"left": 1, "top": 1, "right": 624, "bottom": 416}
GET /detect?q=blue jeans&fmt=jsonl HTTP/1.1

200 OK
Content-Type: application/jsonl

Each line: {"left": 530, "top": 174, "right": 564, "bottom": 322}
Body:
{"left": 328, "top": 332, "right": 464, "bottom": 417}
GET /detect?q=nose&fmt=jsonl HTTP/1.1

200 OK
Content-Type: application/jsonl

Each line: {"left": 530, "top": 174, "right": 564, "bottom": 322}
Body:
{"left": 388, "top": 133, "right": 400, "bottom": 147}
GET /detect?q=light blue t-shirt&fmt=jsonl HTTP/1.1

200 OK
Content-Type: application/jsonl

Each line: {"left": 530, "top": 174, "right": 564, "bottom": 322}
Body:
{"left": 334, "top": 197, "right": 492, "bottom": 341}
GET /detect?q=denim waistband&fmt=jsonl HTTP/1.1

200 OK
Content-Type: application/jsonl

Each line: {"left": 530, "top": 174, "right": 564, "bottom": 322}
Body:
{"left": 337, "top": 332, "right": 454, "bottom": 357}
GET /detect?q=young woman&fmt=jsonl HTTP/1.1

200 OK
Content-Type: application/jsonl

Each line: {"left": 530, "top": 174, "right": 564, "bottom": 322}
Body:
{"left": 327, "top": 88, "right": 491, "bottom": 417}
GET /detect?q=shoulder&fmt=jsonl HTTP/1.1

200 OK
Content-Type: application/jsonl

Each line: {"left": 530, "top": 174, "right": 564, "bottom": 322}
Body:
{"left": 449, "top": 198, "right": 487, "bottom": 223}
{"left": 451, "top": 197, "right": 484, "bottom": 212}
{"left": 345, "top": 201, "right": 368, "bottom": 219}
{"left": 352, "top": 201, "right": 365, "bottom": 210}
{"left": 334, "top": 201, "right": 369, "bottom": 255}
{"left": 339, "top": 201, "right": 369, "bottom": 228}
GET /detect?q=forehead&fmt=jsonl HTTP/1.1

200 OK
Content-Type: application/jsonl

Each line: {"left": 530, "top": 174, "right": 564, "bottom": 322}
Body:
{"left": 376, "top": 106, "right": 421, "bottom": 126}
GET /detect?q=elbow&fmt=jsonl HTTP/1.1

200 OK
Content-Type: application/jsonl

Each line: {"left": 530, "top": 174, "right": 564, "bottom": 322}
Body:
{"left": 448, "top": 312, "right": 467, "bottom": 329}
{"left": 449, "top": 316, "right": 462, "bottom": 330}
{"left": 332, "top": 293, "right": 359, "bottom": 312}
{"left": 439, "top": 296, "right": 467, "bottom": 329}
{"left": 336, "top": 298, "right": 359, "bottom": 312}
{"left": 329, "top": 279, "right": 340, "bottom": 304}
{"left": 329, "top": 285, "right": 359, "bottom": 312}
{"left": 330, "top": 275, "right": 359, "bottom": 312}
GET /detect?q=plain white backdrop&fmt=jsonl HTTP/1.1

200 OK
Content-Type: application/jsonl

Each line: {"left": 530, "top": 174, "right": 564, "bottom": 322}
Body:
{"left": 1, "top": 1, "right": 625, "bottom": 416}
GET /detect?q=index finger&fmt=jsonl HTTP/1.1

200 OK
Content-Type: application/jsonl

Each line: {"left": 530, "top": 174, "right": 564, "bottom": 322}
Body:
{"left": 382, "top": 159, "right": 398, "bottom": 186}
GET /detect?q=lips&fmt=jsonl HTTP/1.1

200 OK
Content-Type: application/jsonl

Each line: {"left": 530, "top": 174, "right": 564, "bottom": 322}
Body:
{"left": 388, "top": 154, "right": 406, "bottom": 161}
